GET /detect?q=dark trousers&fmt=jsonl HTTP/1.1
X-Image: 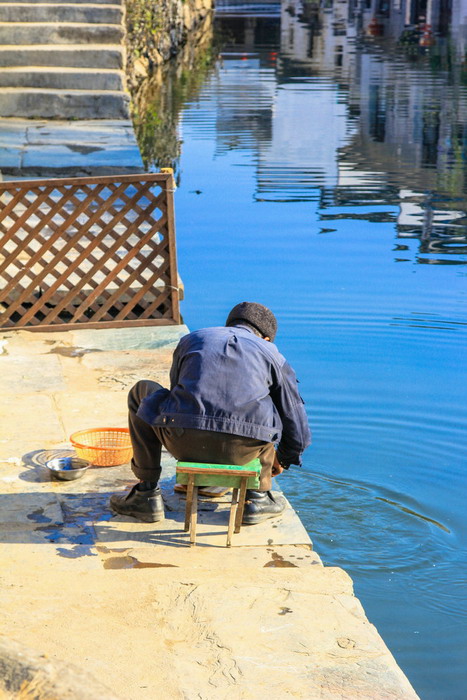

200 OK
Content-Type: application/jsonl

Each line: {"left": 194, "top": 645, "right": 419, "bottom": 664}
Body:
{"left": 128, "top": 380, "right": 275, "bottom": 491}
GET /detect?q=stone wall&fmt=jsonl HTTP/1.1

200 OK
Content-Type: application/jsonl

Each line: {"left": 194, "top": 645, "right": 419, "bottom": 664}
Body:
{"left": 131, "top": 25, "right": 215, "bottom": 173}
{"left": 125, "top": 0, "right": 214, "bottom": 91}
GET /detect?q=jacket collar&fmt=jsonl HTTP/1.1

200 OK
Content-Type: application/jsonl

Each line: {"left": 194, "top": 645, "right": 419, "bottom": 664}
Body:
{"left": 232, "top": 323, "right": 258, "bottom": 336}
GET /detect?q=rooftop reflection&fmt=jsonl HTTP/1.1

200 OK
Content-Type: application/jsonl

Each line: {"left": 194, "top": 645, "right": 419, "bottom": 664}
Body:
{"left": 210, "top": 0, "right": 467, "bottom": 264}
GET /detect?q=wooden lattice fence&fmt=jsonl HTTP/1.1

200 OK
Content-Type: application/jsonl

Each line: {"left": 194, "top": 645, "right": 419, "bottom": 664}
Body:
{"left": 0, "top": 173, "right": 181, "bottom": 330}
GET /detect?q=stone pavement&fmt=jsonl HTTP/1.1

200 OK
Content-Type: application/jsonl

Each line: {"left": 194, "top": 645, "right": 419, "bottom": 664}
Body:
{"left": 0, "top": 117, "right": 143, "bottom": 178}
{"left": 0, "top": 325, "right": 420, "bottom": 699}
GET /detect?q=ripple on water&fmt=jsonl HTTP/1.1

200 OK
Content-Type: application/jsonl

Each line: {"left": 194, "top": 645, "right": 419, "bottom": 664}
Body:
{"left": 284, "top": 469, "right": 465, "bottom": 604}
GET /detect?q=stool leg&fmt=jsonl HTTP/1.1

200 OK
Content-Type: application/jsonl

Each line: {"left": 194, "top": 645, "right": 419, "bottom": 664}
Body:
{"left": 190, "top": 485, "right": 198, "bottom": 546}
{"left": 235, "top": 477, "right": 248, "bottom": 533}
{"left": 227, "top": 488, "right": 239, "bottom": 547}
{"left": 184, "top": 475, "right": 194, "bottom": 532}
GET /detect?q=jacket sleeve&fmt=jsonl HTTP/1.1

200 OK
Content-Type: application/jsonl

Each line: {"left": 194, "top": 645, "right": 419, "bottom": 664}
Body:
{"left": 136, "top": 338, "right": 184, "bottom": 424}
{"left": 170, "top": 341, "right": 181, "bottom": 390}
{"left": 270, "top": 360, "right": 311, "bottom": 467}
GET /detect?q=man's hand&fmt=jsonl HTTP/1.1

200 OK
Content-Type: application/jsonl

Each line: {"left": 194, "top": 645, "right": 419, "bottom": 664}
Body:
{"left": 272, "top": 453, "right": 284, "bottom": 476}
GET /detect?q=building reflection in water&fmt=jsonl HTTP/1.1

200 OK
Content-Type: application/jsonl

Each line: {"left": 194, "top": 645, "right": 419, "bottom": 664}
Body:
{"left": 212, "top": 0, "right": 467, "bottom": 264}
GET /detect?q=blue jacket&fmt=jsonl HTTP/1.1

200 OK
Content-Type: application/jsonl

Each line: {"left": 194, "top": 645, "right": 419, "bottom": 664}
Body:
{"left": 137, "top": 325, "right": 311, "bottom": 467}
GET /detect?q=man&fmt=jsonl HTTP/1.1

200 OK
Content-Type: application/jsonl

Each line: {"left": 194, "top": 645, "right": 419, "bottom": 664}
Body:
{"left": 110, "top": 302, "right": 311, "bottom": 525}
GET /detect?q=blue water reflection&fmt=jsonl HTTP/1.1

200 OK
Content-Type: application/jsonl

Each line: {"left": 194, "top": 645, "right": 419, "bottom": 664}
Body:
{"left": 156, "top": 1, "right": 467, "bottom": 697}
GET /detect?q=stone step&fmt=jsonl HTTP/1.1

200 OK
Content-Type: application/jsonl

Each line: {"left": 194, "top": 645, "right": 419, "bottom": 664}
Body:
{"left": 0, "top": 67, "right": 124, "bottom": 90}
{"left": 0, "top": 118, "right": 144, "bottom": 175}
{"left": 0, "top": 22, "right": 123, "bottom": 45}
{"left": 0, "top": 87, "right": 129, "bottom": 119}
{"left": 0, "top": 0, "right": 121, "bottom": 3}
{"left": 0, "top": 44, "right": 123, "bottom": 69}
{"left": 0, "top": 3, "right": 123, "bottom": 23}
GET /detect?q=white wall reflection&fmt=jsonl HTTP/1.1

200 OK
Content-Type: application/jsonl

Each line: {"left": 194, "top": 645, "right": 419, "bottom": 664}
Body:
{"left": 207, "top": 0, "right": 467, "bottom": 255}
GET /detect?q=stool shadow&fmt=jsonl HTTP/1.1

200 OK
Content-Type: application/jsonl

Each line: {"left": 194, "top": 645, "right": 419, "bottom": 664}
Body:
{"left": 94, "top": 522, "right": 228, "bottom": 548}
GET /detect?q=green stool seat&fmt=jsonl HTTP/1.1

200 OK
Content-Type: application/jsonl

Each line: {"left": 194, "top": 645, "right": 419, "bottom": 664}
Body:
{"left": 176, "top": 459, "right": 261, "bottom": 547}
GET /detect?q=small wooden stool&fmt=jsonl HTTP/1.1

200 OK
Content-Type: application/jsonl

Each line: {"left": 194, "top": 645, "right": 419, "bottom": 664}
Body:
{"left": 176, "top": 459, "right": 261, "bottom": 547}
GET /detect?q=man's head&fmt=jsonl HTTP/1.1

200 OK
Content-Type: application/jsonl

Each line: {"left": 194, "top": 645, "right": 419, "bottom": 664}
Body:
{"left": 225, "top": 302, "right": 277, "bottom": 342}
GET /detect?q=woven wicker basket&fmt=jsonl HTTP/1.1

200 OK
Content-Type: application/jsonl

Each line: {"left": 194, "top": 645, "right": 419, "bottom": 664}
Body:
{"left": 70, "top": 427, "right": 132, "bottom": 467}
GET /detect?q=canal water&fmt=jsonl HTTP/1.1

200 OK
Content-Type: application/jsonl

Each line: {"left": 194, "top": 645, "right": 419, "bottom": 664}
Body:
{"left": 139, "top": 2, "right": 467, "bottom": 698}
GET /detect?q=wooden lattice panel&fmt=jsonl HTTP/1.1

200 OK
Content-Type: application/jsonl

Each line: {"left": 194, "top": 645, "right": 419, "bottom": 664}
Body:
{"left": 0, "top": 173, "right": 181, "bottom": 330}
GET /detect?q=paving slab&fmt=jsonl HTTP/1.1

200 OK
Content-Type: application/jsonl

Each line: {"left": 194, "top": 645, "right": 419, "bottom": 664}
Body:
{"left": 81, "top": 348, "right": 176, "bottom": 372}
{"left": 97, "top": 543, "right": 323, "bottom": 570}
{"left": 22, "top": 143, "right": 141, "bottom": 169}
{"left": 26, "top": 119, "right": 135, "bottom": 145}
{"left": 0, "top": 394, "right": 66, "bottom": 459}
{"left": 71, "top": 323, "right": 189, "bottom": 351}
{"left": 0, "top": 117, "right": 144, "bottom": 174}
{"left": 0, "top": 145, "right": 21, "bottom": 168}
{"left": 0, "top": 491, "right": 63, "bottom": 529}
{"left": 0, "top": 352, "right": 64, "bottom": 393}
{"left": 53, "top": 389, "right": 129, "bottom": 435}
{"left": 0, "top": 120, "right": 27, "bottom": 140}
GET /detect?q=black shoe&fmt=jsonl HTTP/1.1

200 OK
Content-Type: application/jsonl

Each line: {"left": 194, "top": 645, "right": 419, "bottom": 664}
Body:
{"left": 242, "top": 490, "right": 287, "bottom": 525}
{"left": 109, "top": 484, "right": 165, "bottom": 522}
